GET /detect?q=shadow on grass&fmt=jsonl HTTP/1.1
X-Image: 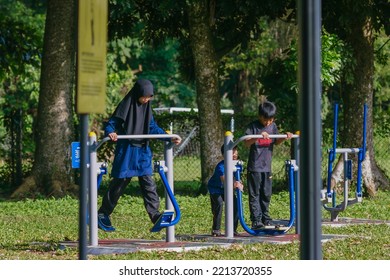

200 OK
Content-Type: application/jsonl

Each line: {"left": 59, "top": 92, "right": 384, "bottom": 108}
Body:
{"left": 2, "top": 242, "right": 64, "bottom": 253}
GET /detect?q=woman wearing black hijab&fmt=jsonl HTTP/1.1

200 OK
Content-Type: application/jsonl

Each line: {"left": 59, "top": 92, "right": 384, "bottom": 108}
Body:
{"left": 97, "top": 79, "right": 181, "bottom": 232}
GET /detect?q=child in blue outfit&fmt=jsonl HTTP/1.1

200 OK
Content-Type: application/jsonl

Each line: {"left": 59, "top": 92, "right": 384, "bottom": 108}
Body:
{"left": 207, "top": 145, "right": 243, "bottom": 236}
{"left": 97, "top": 79, "right": 181, "bottom": 232}
{"left": 244, "top": 101, "right": 292, "bottom": 230}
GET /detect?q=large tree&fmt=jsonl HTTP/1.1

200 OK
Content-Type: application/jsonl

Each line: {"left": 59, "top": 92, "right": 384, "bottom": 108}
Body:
{"left": 186, "top": 1, "right": 223, "bottom": 194}
{"left": 12, "top": 0, "right": 77, "bottom": 197}
{"left": 323, "top": 0, "right": 390, "bottom": 195}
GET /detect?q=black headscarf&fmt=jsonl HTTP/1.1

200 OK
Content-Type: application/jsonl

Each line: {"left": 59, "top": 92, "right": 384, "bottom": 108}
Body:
{"left": 112, "top": 79, "right": 154, "bottom": 143}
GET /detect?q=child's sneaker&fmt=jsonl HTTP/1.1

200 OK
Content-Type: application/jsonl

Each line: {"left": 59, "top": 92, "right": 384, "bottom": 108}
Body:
{"left": 211, "top": 230, "right": 222, "bottom": 237}
{"left": 251, "top": 220, "right": 264, "bottom": 230}
{"left": 263, "top": 219, "right": 273, "bottom": 226}
{"left": 97, "top": 213, "right": 116, "bottom": 232}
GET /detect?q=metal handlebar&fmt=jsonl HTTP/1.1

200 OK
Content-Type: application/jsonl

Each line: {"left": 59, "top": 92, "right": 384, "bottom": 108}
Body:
{"left": 232, "top": 134, "right": 299, "bottom": 147}
{"left": 95, "top": 134, "right": 182, "bottom": 151}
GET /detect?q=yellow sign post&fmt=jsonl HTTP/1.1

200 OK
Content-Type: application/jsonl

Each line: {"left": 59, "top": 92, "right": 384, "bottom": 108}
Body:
{"left": 76, "top": 0, "right": 108, "bottom": 260}
{"left": 77, "top": 0, "right": 107, "bottom": 113}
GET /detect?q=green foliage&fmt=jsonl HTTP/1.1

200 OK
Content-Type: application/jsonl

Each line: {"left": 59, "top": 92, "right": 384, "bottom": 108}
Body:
{"left": 92, "top": 37, "right": 197, "bottom": 139}
{"left": 258, "top": 30, "right": 353, "bottom": 132}
{"left": 105, "top": 37, "right": 139, "bottom": 116}
{"left": 322, "top": 0, "right": 390, "bottom": 39}
{"left": 0, "top": 160, "right": 33, "bottom": 195}
{"left": 0, "top": 1, "right": 44, "bottom": 191}
{"left": 132, "top": 39, "right": 196, "bottom": 108}
{"left": 0, "top": 0, "right": 44, "bottom": 78}
{"left": 108, "top": 0, "right": 140, "bottom": 40}
{"left": 219, "top": 17, "right": 354, "bottom": 132}
{"left": 221, "top": 18, "right": 278, "bottom": 76}
{"left": 373, "top": 31, "right": 390, "bottom": 136}
{"left": 219, "top": 17, "right": 281, "bottom": 114}
{"left": 0, "top": 0, "right": 44, "bottom": 131}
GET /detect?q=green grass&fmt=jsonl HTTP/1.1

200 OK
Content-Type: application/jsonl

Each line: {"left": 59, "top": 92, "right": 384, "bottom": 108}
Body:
{"left": 374, "top": 135, "right": 390, "bottom": 177}
{"left": 0, "top": 189, "right": 389, "bottom": 260}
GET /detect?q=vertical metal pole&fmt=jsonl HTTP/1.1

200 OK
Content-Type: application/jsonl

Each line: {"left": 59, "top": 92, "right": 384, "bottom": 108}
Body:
{"left": 357, "top": 104, "right": 368, "bottom": 198}
{"left": 224, "top": 132, "right": 234, "bottom": 238}
{"left": 297, "top": 0, "right": 323, "bottom": 259}
{"left": 294, "top": 136, "right": 300, "bottom": 234}
{"left": 89, "top": 132, "right": 98, "bottom": 246}
{"left": 165, "top": 142, "right": 175, "bottom": 242}
{"left": 333, "top": 104, "right": 339, "bottom": 151}
{"left": 79, "top": 114, "right": 89, "bottom": 260}
{"left": 342, "top": 152, "right": 349, "bottom": 211}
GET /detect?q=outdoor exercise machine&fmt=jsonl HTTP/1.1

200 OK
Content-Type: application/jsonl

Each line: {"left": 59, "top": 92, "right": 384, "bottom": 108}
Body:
{"left": 87, "top": 132, "right": 182, "bottom": 245}
{"left": 223, "top": 132, "right": 300, "bottom": 237}
{"left": 234, "top": 159, "right": 298, "bottom": 236}
{"left": 322, "top": 104, "right": 367, "bottom": 221}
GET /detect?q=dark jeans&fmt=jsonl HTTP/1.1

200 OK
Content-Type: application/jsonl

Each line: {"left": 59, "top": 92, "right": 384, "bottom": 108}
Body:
{"left": 247, "top": 171, "right": 272, "bottom": 223}
{"left": 98, "top": 175, "right": 161, "bottom": 223}
{"left": 210, "top": 193, "right": 238, "bottom": 231}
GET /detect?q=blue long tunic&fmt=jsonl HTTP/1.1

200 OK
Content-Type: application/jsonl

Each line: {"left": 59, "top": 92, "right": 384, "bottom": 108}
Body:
{"left": 105, "top": 116, "right": 166, "bottom": 178}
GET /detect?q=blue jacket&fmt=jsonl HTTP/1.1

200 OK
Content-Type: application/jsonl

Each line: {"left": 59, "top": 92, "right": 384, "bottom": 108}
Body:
{"left": 105, "top": 116, "right": 166, "bottom": 178}
{"left": 207, "top": 160, "right": 226, "bottom": 195}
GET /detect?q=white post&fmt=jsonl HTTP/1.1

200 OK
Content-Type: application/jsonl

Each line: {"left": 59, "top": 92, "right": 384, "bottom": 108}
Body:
{"left": 224, "top": 131, "right": 234, "bottom": 238}
{"left": 89, "top": 132, "right": 98, "bottom": 246}
{"left": 165, "top": 141, "right": 175, "bottom": 242}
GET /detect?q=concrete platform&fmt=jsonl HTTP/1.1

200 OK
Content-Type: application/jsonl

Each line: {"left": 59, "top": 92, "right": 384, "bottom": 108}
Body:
{"left": 60, "top": 233, "right": 348, "bottom": 255}
{"left": 322, "top": 217, "right": 390, "bottom": 227}
{"left": 59, "top": 218, "right": 389, "bottom": 255}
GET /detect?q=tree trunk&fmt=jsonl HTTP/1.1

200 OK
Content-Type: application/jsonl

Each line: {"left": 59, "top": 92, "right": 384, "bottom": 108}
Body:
{"left": 340, "top": 9, "right": 389, "bottom": 196}
{"left": 12, "top": 0, "right": 77, "bottom": 198}
{"left": 12, "top": 108, "right": 23, "bottom": 187}
{"left": 186, "top": 1, "right": 223, "bottom": 194}
{"left": 232, "top": 70, "right": 249, "bottom": 113}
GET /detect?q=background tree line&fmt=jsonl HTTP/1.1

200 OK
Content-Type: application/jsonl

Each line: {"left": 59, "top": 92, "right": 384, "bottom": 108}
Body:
{"left": 0, "top": 0, "right": 389, "bottom": 198}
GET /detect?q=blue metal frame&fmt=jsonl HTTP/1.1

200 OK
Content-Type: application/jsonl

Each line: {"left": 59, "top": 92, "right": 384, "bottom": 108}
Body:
{"left": 326, "top": 104, "right": 339, "bottom": 201}
{"left": 324, "top": 104, "right": 367, "bottom": 219}
{"left": 96, "top": 164, "right": 107, "bottom": 189}
{"left": 326, "top": 103, "right": 367, "bottom": 199}
{"left": 235, "top": 161, "right": 296, "bottom": 236}
{"left": 356, "top": 104, "right": 367, "bottom": 198}
{"left": 150, "top": 162, "right": 181, "bottom": 232}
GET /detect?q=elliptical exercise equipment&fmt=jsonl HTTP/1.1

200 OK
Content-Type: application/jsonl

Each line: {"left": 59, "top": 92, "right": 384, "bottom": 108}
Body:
{"left": 235, "top": 160, "right": 298, "bottom": 236}
{"left": 322, "top": 104, "right": 367, "bottom": 221}
{"left": 87, "top": 133, "right": 182, "bottom": 245}
{"left": 223, "top": 132, "right": 300, "bottom": 237}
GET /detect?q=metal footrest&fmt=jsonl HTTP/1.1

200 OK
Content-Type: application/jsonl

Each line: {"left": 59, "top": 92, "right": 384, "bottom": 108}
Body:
{"left": 150, "top": 210, "right": 175, "bottom": 232}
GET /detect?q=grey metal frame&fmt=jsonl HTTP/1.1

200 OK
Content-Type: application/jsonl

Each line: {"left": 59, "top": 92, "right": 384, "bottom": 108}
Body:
{"left": 88, "top": 133, "right": 182, "bottom": 246}
{"left": 223, "top": 133, "right": 300, "bottom": 238}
